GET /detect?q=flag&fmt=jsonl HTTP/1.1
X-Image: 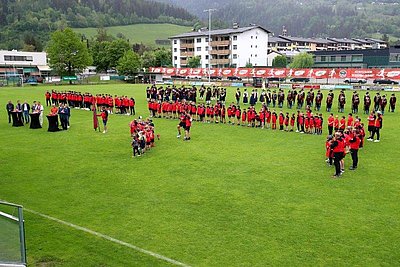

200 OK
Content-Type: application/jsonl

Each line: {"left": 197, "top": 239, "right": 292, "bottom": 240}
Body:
{"left": 93, "top": 106, "right": 99, "bottom": 131}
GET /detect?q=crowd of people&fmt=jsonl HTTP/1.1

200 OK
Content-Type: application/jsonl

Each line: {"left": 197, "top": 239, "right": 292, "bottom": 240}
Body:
{"left": 48, "top": 103, "right": 71, "bottom": 130}
{"left": 145, "top": 84, "right": 397, "bottom": 115}
{"left": 129, "top": 117, "right": 157, "bottom": 157}
{"left": 45, "top": 90, "right": 136, "bottom": 115}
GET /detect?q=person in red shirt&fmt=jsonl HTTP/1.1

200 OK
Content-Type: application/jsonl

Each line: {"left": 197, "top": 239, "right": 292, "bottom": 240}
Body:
{"left": 278, "top": 111, "right": 284, "bottom": 131}
{"left": 349, "top": 129, "right": 361, "bottom": 170}
{"left": 333, "top": 115, "right": 339, "bottom": 132}
{"left": 97, "top": 106, "right": 109, "bottom": 133}
{"left": 371, "top": 111, "right": 383, "bottom": 142}
{"left": 347, "top": 113, "right": 354, "bottom": 128}
{"left": 184, "top": 114, "right": 192, "bottom": 141}
{"left": 271, "top": 111, "right": 277, "bottom": 130}
{"left": 235, "top": 107, "right": 241, "bottom": 126}
{"left": 129, "top": 98, "right": 135, "bottom": 115}
{"left": 241, "top": 110, "right": 247, "bottom": 126}
{"left": 290, "top": 113, "right": 295, "bottom": 132}
{"left": 177, "top": 112, "right": 186, "bottom": 138}
{"left": 325, "top": 135, "right": 333, "bottom": 166}
{"left": 327, "top": 113, "right": 334, "bottom": 135}
{"left": 367, "top": 111, "right": 376, "bottom": 140}
{"left": 330, "top": 132, "right": 346, "bottom": 178}
{"left": 45, "top": 91, "right": 51, "bottom": 106}
{"left": 339, "top": 116, "right": 346, "bottom": 131}
{"left": 284, "top": 112, "right": 289, "bottom": 131}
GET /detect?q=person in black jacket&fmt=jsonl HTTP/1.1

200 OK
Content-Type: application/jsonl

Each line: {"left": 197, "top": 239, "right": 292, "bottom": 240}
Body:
{"left": 6, "top": 100, "right": 14, "bottom": 123}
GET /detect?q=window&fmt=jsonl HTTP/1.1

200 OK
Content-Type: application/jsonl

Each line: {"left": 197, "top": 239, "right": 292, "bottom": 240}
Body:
{"left": 205, "top": 55, "right": 209, "bottom": 60}
{"left": 251, "top": 54, "right": 253, "bottom": 57}
{"left": 197, "top": 47, "right": 201, "bottom": 51}
{"left": 352, "top": 55, "right": 363, "bottom": 62}
{"left": 320, "top": 56, "right": 326, "bottom": 62}
{"left": 174, "top": 56, "right": 177, "bottom": 60}
{"left": 4, "top": 55, "right": 33, "bottom": 61}
{"left": 256, "top": 36, "right": 258, "bottom": 39}
{"left": 330, "top": 56, "right": 336, "bottom": 62}
{"left": 174, "top": 48, "right": 177, "bottom": 52}
{"left": 174, "top": 40, "right": 177, "bottom": 44}
{"left": 341, "top": 55, "right": 346, "bottom": 62}
{"left": 233, "top": 45, "right": 237, "bottom": 50}
{"left": 251, "top": 36, "right": 253, "bottom": 39}
{"left": 251, "top": 45, "right": 253, "bottom": 48}
{"left": 255, "top": 54, "right": 257, "bottom": 57}
{"left": 205, "top": 46, "right": 209, "bottom": 51}
{"left": 233, "top": 54, "right": 237, "bottom": 59}
{"left": 255, "top": 45, "right": 258, "bottom": 48}
{"left": 233, "top": 35, "right": 237, "bottom": 41}
{"left": 196, "top": 38, "right": 201, "bottom": 43}
{"left": 205, "top": 64, "right": 209, "bottom": 68}
{"left": 206, "top": 38, "right": 209, "bottom": 42}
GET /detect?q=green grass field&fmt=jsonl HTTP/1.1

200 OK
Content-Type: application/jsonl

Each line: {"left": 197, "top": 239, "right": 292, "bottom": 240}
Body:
{"left": 73, "top": 24, "right": 191, "bottom": 47}
{"left": 1, "top": 84, "right": 400, "bottom": 266}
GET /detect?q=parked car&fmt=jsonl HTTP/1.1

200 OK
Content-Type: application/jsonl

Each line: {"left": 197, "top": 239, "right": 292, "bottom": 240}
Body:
{"left": 290, "top": 77, "right": 310, "bottom": 83}
{"left": 344, "top": 78, "right": 367, "bottom": 84}
{"left": 252, "top": 77, "right": 264, "bottom": 88}
{"left": 210, "top": 76, "right": 222, "bottom": 80}
{"left": 373, "top": 79, "right": 399, "bottom": 85}
{"left": 267, "top": 77, "right": 286, "bottom": 82}
{"left": 227, "top": 76, "right": 242, "bottom": 81}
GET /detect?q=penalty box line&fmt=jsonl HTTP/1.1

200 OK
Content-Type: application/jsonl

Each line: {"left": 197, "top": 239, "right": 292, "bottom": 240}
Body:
{"left": 24, "top": 208, "right": 190, "bottom": 267}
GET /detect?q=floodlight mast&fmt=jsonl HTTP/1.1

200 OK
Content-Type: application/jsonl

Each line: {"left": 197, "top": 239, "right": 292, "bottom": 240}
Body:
{"left": 203, "top": 8, "right": 216, "bottom": 83}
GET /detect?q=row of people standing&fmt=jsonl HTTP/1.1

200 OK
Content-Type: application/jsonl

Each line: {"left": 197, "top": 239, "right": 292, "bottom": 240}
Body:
{"left": 235, "top": 88, "right": 396, "bottom": 114}
{"left": 45, "top": 90, "right": 136, "bottom": 115}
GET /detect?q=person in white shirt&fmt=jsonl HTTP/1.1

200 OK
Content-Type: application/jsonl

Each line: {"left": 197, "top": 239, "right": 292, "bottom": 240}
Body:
{"left": 36, "top": 101, "right": 44, "bottom": 126}
{"left": 22, "top": 101, "right": 30, "bottom": 123}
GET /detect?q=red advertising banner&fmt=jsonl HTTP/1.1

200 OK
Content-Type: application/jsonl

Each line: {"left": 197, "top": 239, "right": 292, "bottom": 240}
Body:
{"left": 149, "top": 67, "right": 400, "bottom": 80}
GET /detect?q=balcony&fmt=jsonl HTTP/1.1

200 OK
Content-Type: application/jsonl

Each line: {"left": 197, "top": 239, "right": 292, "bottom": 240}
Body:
{"left": 210, "top": 40, "right": 230, "bottom": 47}
{"left": 180, "top": 42, "right": 194, "bottom": 49}
{"left": 210, "top": 49, "right": 231, "bottom": 55}
{"left": 210, "top": 58, "right": 230, "bottom": 64}
{"left": 181, "top": 51, "right": 194, "bottom": 57}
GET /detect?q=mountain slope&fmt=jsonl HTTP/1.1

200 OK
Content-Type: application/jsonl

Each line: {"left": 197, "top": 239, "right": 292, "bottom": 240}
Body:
{"left": 157, "top": 0, "right": 400, "bottom": 40}
{"left": 0, "top": 0, "right": 197, "bottom": 50}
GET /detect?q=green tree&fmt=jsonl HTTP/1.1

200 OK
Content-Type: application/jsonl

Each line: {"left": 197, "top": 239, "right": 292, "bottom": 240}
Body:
{"left": 106, "top": 39, "right": 131, "bottom": 69}
{"left": 47, "top": 28, "right": 92, "bottom": 78}
{"left": 289, "top": 52, "right": 314, "bottom": 68}
{"left": 154, "top": 48, "right": 172, "bottom": 67}
{"left": 117, "top": 50, "right": 142, "bottom": 76}
{"left": 187, "top": 56, "right": 201, "bottom": 68}
{"left": 245, "top": 61, "right": 253, "bottom": 68}
{"left": 141, "top": 50, "right": 157, "bottom": 68}
{"left": 272, "top": 55, "right": 287, "bottom": 68}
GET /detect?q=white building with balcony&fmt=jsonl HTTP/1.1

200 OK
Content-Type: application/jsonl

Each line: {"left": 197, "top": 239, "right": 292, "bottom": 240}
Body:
{"left": 170, "top": 25, "right": 271, "bottom": 68}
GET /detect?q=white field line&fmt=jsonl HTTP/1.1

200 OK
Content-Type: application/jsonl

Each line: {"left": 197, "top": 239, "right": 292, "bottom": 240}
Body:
{"left": 24, "top": 208, "right": 190, "bottom": 267}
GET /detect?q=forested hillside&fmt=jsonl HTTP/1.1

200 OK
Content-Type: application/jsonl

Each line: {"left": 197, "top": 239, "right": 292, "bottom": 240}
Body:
{"left": 157, "top": 0, "right": 400, "bottom": 40}
{"left": 0, "top": 0, "right": 197, "bottom": 50}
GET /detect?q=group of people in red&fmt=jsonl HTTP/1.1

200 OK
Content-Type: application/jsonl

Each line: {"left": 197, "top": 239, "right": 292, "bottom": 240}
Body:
{"left": 129, "top": 117, "right": 157, "bottom": 157}
{"left": 45, "top": 90, "right": 135, "bottom": 115}
{"left": 147, "top": 98, "right": 325, "bottom": 135}
{"left": 325, "top": 110, "right": 383, "bottom": 178}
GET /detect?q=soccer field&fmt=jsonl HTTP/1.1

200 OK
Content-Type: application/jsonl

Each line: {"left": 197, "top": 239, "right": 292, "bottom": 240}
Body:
{"left": 1, "top": 84, "right": 400, "bottom": 266}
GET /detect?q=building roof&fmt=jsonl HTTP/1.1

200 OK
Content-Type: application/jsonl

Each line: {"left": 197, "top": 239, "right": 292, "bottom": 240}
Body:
{"left": 169, "top": 25, "right": 271, "bottom": 39}
{"left": 279, "top": 36, "right": 314, "bottom": 43}
{"left": 365, "top": 38, "right": 387, "bottom": 44}
{"left": 268, "top": 36, "right": 291, "bottom": 43}
{"left": 312, "top": 48, "right": 389, "bottom": 56}
{"left": 327, "top": 38, "right": 362, "bottom": 44}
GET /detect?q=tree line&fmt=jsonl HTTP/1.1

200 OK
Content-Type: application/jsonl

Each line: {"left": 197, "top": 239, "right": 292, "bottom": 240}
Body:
{"left": 0, "top": 0, "right": 197, "bottom": 51}
{"left": 47, "top": 28, "right": 173, "bottom": 77}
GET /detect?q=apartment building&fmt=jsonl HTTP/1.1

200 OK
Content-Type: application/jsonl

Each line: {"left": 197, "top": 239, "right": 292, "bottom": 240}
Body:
{"left": 170, "top": 25, "right": 271, "bottom": 68}
{"left": 0, "top": 50, "right": 50, "bottom": 78}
